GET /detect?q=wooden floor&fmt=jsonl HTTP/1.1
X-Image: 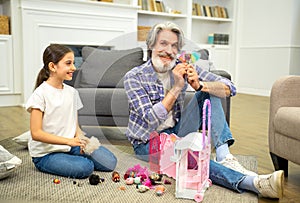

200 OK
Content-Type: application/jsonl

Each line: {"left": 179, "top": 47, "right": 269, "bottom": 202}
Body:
{"left": 0, "top": 93, "right": 299, "bottom": 202}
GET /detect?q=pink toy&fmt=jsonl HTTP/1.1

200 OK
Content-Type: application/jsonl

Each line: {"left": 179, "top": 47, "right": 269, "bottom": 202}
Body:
{"left": 124, "top": 164, "right": 149, "bottom": 181}
{"left": 149, "top": 132, "right": 180, "bottom": 179}
{"left": 171, "top": 99, "right": 212, "bottom": 202}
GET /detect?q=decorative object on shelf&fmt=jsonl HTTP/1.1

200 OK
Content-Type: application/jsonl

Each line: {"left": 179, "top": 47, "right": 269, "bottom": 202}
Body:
{"left": 137, "top": 25, "right": 151, "bottom": 41}
{"left": 0, "top": 15, "right": 9, "bottom": 35}
{"left": 169, "top": 9, "right": 181, "bottom": 14}
{"left": 208, "top": 33, "right": 214, "bottom": 44}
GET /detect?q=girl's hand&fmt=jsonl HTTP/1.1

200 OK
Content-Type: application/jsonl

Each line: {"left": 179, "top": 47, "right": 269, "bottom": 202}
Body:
{"left": 67, "top": 137, "right": 86, "bottom": 149}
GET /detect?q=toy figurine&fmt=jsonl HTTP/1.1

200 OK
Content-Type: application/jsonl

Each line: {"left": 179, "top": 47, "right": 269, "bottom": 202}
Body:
{"left": 53, "top": 178, "right": 60, "bottom": 184}
{"left": 112, "top": 171, "right": 120, "bottom": 182}
{"left": 89, "top": 174, "right": 104, "bottom": 185}
{"left": 125, "top": 177, "right": 134, "bottom": 185}
{"left": 134, "top": 177, "right": 141, "bottom": 184}
{"left": 155, "top": 185, "right": 165, "bottom": 196}
{"left": 124, "top": 164, "right": 149, "bottom": 182}
{"left": 149, "top": 173, "right": 162, "bottom": 185}
{"left": 137, "top": 185, "right": 149, "bottom": 193}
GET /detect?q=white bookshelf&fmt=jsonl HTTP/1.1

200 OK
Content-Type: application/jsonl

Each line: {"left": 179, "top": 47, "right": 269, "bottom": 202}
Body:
{"left": 137, "top": 0, "right": 237, "bottom": 73}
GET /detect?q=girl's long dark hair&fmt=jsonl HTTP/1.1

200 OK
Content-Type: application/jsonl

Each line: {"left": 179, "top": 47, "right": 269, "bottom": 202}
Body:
{"left": 34, "top": 44, "right": 73, "bottom": 89}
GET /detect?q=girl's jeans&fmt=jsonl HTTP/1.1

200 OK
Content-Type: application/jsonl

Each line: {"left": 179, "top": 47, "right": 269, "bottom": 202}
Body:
{"left": 133, "top": 91, "right": 245, "bottom": 193}
{"left": 32, "top": 145, "right": 117, "bottom": 179}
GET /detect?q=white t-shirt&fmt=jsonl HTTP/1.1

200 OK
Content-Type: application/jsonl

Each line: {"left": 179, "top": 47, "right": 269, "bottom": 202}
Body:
{"left": 156, "top": 71, "right": 176, "bottom": 131}
{"left": 25, "top": 82, "right": 83, "bottom": 157}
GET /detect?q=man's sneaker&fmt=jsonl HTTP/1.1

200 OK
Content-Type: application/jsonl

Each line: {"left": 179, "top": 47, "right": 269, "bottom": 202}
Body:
{"left": 254, "top": 170, "right": 284, "bottom": 199}
{"left": 216, "top": 154, "right": 258, "bottom": 176}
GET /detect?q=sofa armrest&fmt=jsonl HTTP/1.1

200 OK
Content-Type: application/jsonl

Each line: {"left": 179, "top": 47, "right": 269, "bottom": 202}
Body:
{"left": 210, "top": 69, "right": 231, "bottom": 80}
{"left": 269, "top": 75, "right": 300, "bottom": 148}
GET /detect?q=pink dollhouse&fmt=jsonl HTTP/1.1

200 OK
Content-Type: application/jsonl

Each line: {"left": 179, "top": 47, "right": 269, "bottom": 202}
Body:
{"left": 149, "top": 99, "right": 212, "bottom": 202}
{"left": 171, "top": 99, "right": 212, "bottom": 202}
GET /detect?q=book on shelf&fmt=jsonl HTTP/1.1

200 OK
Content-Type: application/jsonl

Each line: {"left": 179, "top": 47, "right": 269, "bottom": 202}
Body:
{"left": 192, "top": 3, "right": 202, "bottom": 16}
{"left": 204, "top": 5, "right": 212, "bottom": 17}
{"left": 192, "top": 3, "right": 197, "bottom": 15}
{"left": 140, "top": 0, "right": 148, "bottom": 10}
{"left": 213, "top": 6, "right": 218, "bottom": 17}
{"left": 197, "top": 3, "right": 202, "bottom": 16}
{"left": 221, "top": 7, "right": 229, "bottom": 18}
{"left": 202, "top": 5, "right": 207, "bottom": 16}
{"left": 213, "top": 33, "right": 229, "bottom": 45}
{"left": 139, "top": 0, "right": 166, "bottom": 13}
{"left": 155, "top": 0, "right": 165, "bottom": 12}
{"left": 199, "top": 5, "right": 229, "bottom": 18}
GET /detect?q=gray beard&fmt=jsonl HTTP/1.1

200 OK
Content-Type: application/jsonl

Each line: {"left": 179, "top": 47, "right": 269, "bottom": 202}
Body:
{"left": 152, "top": 56, "right": 176, "bottom": 73}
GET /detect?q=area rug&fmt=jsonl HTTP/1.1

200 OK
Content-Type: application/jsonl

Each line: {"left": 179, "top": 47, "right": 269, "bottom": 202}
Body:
{"left": 0, "top": 138, "right": 258, "bottom": 203}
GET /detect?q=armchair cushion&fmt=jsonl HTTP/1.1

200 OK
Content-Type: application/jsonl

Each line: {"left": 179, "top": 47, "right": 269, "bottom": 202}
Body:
{"left": 274, "top": 107, "right": 300, "bottom": 140}
{"left": 78, "top": 47, "right": 144, "bottom": 88}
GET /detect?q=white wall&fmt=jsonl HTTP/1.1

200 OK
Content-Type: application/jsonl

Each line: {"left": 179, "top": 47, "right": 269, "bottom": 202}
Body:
{"left": 235, "top": 0, "right": 300, "bottom": 96}
{"left": 20, "top": 0, "right": 138, "bottom": 103}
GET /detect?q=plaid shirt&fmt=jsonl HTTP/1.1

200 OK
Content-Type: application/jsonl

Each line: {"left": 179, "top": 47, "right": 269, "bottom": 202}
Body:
{"left": 124, "top": 60, "right": 236, "bottom": 144}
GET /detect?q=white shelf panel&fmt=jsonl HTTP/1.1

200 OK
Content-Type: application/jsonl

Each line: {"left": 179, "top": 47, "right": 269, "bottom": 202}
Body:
{"left": 138, "top": 10, "right": 187, "bottom": 18}
{"left": 192, "top": 16, "right": 233, "bottom": 22}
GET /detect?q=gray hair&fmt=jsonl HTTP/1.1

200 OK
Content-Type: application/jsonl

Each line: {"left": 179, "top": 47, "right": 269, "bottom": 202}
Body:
{"left": 146, "top": 22, "right": 185, "bottom": 52}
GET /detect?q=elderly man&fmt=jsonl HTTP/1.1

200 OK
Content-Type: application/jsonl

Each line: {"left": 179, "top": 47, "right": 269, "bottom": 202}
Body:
{"left": 124, "top": 22, "right": 283, "bottom": 198}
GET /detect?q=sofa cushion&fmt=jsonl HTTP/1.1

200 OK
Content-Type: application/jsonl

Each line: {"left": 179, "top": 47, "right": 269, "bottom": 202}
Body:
{"left": 77, "top": 88, "right": 129, "bottom": 116}
{"left": 78, "top": 46, "right": 144, "bottom": 88}
{"left": 274, "top": 107, "right": 300, "bottom": 140}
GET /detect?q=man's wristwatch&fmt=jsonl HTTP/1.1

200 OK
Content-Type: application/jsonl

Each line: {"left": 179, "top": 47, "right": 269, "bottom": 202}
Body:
{"left": 196, "top": 81, "right": 204, "bottom": 91}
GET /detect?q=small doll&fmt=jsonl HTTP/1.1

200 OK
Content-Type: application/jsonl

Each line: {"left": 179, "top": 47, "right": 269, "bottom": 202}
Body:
{"left": 149, "top": 173, "right": 163, "bottom": 185}
{"left": 89, "top": 174, "right": 104, "bottom": 185}
{"left": 137, "top": 185, "right": 149, "bottom": 193}
{"left": 112, "top": 171, "right": 120, "bottom": 182}
{"left": 155, "top": 185, "right": 166, "bottom": 196}
{"left": 177, "top": 51, "right": 201, "bottom": 64}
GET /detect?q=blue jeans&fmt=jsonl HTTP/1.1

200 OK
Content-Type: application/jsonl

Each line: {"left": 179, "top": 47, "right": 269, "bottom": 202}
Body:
{"left": 32, "top": 146, "right": 117, "bottom": 179}
{"left": 133, "top": 91, "right": 245, "bottom": 192}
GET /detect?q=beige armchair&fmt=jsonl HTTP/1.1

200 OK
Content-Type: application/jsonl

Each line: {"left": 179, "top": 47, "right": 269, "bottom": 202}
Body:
{"left": 269, "top": 75, "right": 300, "bottom": 177}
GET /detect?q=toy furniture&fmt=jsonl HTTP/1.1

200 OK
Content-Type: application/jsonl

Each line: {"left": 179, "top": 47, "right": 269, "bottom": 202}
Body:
{"left": 149, "top": 132, "right": 180, "bottom": 179}
{"left": 171, "top": 99, "right": 212, "bottom": 202}
{"left": 268, "top": 75, "right": 300, "bottom": 177}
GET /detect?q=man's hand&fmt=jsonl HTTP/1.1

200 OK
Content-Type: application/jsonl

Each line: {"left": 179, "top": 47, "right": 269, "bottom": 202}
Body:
{"left": 186, "top": 64, "right": 200, "bottom": 90}
{"left": 172, "top": 63, "right": 187, "bottom": 90}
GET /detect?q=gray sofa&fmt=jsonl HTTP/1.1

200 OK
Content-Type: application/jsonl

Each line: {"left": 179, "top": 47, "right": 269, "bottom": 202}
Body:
{"left": 66, "top": 46, "right": 231, "bottom": 131}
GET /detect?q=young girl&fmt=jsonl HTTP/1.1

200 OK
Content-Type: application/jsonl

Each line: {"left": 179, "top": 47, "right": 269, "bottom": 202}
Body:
{"left": 26, "top": 44, "right": 117, "bottom": 179}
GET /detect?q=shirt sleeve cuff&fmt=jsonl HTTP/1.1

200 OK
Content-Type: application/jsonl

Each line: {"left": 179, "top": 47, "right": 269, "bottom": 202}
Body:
{"left": 220, "top": 78, "right": 236, "bottom": 96}
{"left": 153, "top": 102, "right": 168, "bottom": 120}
